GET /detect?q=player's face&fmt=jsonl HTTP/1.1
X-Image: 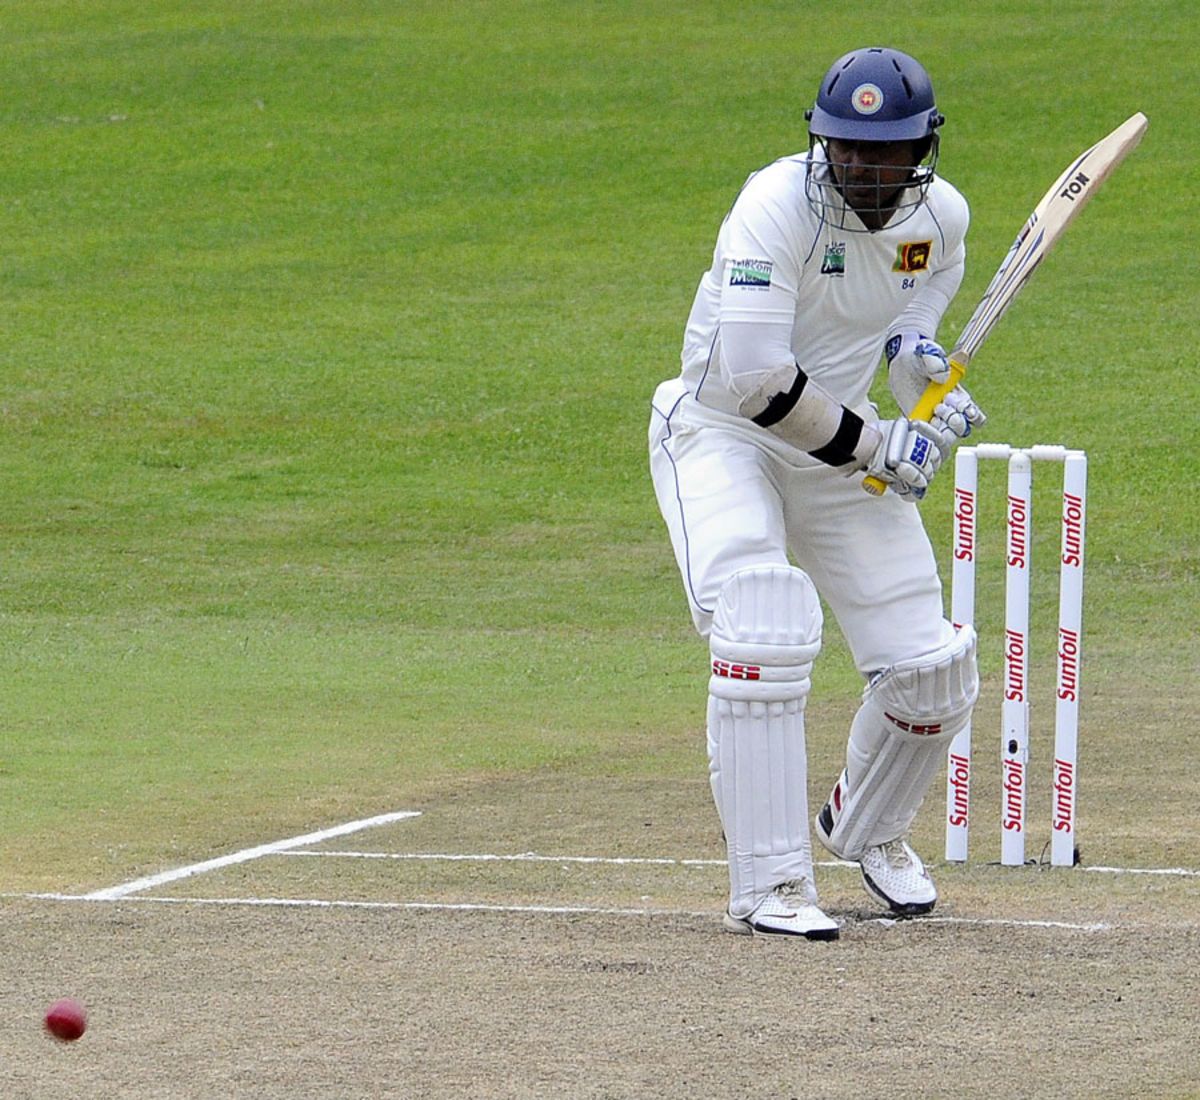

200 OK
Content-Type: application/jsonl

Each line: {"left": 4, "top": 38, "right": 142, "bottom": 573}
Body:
{"left": 825, "top": 138, "right": 922, "bottom": 227}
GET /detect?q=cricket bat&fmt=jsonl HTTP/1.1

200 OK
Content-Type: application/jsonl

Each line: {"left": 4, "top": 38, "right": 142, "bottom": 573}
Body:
{"left": 863, "top": 111, "right": 1149, "bottom": 496}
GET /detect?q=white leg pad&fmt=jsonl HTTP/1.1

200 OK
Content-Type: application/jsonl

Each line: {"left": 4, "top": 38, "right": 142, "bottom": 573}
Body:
{"left": 707, "top": 565, "right": 823, "bottom": 919}
{"left": 823, "top": 626, "right": 979, "bottom": 859}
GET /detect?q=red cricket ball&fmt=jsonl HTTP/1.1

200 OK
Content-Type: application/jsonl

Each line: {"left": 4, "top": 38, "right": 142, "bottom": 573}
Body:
{"left": 44, "top": 998, "right": 87, "bottom": 1042}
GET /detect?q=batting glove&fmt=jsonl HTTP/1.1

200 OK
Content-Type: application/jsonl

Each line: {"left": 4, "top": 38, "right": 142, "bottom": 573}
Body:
{"left": 885, "top": 331, "right": 951, "bottom": 385}
{"left": 863, "top": 418, "right": 946, "bottom": 502}
{"left": 927, "top": 386, "right": 988, "bottom": 455}
{"left": 886, "top": 332, "right": 955, "bottom": 415}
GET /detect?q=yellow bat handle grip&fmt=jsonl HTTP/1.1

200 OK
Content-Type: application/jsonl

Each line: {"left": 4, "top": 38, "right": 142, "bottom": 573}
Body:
{"left": 862, "top": 357, "right": 968, "bottom": 496}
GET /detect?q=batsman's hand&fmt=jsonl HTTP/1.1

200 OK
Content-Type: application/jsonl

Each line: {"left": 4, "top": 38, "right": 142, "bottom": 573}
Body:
{"left": 862, "top": 418, "right": 945, "bottom": 502}
{"left": 928, "top": 386, "right": 988, "bottom": 454}
{"left": 887, "top": 332, "right": 954, "bottom": 416}
{"left": 886, "top": 331, "right": 951, "bottom": 384}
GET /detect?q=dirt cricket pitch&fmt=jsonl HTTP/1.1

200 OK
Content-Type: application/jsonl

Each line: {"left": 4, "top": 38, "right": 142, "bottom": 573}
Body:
{"left": 3, "top": 773, "right": 1198, "bottom": 1099}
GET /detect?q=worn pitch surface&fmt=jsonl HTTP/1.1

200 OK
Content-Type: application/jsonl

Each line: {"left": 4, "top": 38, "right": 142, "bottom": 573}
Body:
{"left": 6, "top": 775, "right": 1197, "bottom": 1098}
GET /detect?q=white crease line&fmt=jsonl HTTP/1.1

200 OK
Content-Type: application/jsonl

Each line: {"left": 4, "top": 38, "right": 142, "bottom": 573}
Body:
{"left": 283, "top": 850, "right": 727, "bottom": 866}
{"left": 278, "top": 850, "right": 1199, "bottom": 877}
{"left": 27, "top": 893, "right": 706, "bottom": 919}
{"left": 281, "top": 850, "right": 856, "bottom": 869}
{"left": 82, "top": 811, "right": 422, "bottom": 900}
{"left": 912, "top": 916, "right": 1111, "bottom": 932}
{"left": 16, "top": 892, "right": 1130, "bottom": 931}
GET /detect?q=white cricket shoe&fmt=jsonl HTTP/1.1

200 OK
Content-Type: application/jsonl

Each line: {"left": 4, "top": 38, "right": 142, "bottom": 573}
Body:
{"left": 857, "top": 838, "right": 938, "bottom": 916}
{"left": 815, "top": 791, "right": 937, "bottom": 916}
{"left": 722, "top": 880, "right": 840, "bottom": 941}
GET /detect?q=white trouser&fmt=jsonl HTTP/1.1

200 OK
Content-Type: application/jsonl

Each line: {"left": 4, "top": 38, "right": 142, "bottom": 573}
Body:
{"left": 649, "top": 379, "right": 950, "bottom": 672}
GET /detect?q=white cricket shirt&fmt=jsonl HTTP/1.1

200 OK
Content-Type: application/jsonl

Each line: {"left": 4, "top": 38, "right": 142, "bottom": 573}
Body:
{"left": 679, "top": 148, "right": 969, "bottom": 424}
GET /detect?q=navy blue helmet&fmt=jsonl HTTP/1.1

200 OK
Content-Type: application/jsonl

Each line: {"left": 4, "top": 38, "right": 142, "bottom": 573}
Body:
{"left": 806, "top": 47, "right": 944, "bottom": 143}
{"left": 803, "top": 47, "right": 945, "bottom": 231}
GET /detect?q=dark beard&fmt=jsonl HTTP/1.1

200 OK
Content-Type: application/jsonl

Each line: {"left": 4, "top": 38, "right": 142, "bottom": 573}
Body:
{"left": 836, "top": 180, "right": 906, "bottom": 231}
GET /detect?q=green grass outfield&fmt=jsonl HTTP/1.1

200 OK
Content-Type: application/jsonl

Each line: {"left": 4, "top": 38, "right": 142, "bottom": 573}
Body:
{"left": 2, "top": 1, "right": 1196, "bottom": 892}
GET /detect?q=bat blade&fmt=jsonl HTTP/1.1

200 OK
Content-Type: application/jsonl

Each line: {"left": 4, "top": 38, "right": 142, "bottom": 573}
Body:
{"left": 862, "top": 111, "right": 1148, "bottom": 496}
{"left": 950, "top": 111, "right": 1148, "bottom": 369}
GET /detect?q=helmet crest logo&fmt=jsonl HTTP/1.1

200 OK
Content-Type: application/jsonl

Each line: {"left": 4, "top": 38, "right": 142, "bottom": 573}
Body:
{"left": 851, "top": 83, "right": 884, "bottom": 115}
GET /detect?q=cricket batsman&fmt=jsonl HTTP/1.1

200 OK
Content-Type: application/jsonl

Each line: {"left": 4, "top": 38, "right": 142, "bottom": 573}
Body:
{"left": 649, "top": 47, "right": 985, "bottom": 939}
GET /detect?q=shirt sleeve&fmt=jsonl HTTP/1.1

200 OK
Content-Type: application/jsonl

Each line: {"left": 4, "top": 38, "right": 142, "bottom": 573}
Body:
{"left": 714, "top": 181, "right": 804, "bottom": 410}
{"left": 710, "top": 165, "right": 885, "bottom": 470}
{"left": 717, "top": 186, "right": 801, "bottom": 327}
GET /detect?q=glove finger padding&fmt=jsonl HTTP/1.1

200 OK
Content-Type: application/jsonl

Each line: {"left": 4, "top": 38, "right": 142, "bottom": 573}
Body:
{"left": 930, "top": 385, "right": 987, "bottom": 447}
{"left": 946, "top": 386, "right": 986, "bottom": 429}
{"left": 932, "top": 398, "right": 970, "bottom": 442}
